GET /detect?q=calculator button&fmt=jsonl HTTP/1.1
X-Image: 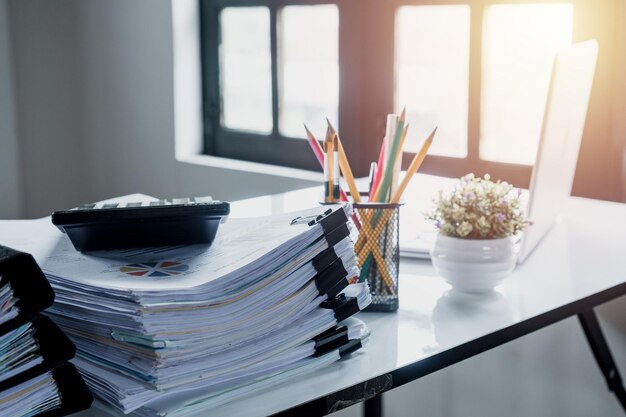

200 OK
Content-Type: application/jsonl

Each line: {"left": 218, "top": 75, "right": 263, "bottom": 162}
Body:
{"left": 172, "top": 198, "right": 190, "bottom": 205}
{"left": 194, "top": 196, "right": 214, "bottom": 204}
{"left": 126, "top": 202, "right": 143, "bottom": 208}
{"left": 77, "top": 204, "right": 96, "bottom": 210}
{"left": 102, "top": 203, "right": 119, "bottom": 209}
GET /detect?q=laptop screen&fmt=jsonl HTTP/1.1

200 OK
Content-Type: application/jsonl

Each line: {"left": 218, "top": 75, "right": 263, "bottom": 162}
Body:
{"left": 518, "top": 40, "right": 598, "bottom": 263}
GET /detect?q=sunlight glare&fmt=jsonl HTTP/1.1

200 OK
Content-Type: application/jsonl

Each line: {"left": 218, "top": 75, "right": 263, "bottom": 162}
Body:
{"left": 480, "top": 3, "right": 574, "bottom": 165}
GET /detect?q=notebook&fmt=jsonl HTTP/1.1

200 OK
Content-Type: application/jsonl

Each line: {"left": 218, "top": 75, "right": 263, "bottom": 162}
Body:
{"left": 400, "top": 40, "right": 598, "bottom": 262}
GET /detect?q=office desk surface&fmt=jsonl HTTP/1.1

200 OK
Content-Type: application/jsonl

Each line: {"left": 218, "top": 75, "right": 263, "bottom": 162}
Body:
{"left": 77, "top": 180, "right": 626, "bottom": 417}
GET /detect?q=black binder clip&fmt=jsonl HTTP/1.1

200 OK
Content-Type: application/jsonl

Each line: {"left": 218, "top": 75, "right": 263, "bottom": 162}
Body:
{"left": 312, "top": 246, "right": 338, "bottom": 272}
{"left": 314, "top": 258, "right": 349, "bottom": 299}
{"left": 339, "top": 338, "right": 362, "bottom": 358}
{"left": 324, "top": 222, "right": 350, "bottom": 247}
{"left": 290, "top": 208, "right": 333, "bottom": 226}
{"left": 320, "top": 293, "right": 361, "bottom": 322}
{"left": 313, "top": 325, "right": 349, "bottom": 357}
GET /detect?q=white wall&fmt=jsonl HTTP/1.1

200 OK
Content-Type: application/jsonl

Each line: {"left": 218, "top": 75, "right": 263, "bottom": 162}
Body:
{"left": 8, "top": 0, "right": 316, "bottom": 218}
{"left": 9, "top": 0, "right": 88, "bottom": 218}
{"left": 0, "top": 0, "right": 21, "bottom": 218}
{"left": 6, "top": 1, "right": 626, "bottom": 416}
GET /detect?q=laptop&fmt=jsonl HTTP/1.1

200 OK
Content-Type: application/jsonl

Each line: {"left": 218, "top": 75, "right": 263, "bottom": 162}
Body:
{"left": 400, "top": 40, "right": 598, "bottom": 262}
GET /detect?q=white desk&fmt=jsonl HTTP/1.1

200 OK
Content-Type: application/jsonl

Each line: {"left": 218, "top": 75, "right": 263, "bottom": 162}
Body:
{"left": 77, "top": 176, "right": 626, "bottom": 417}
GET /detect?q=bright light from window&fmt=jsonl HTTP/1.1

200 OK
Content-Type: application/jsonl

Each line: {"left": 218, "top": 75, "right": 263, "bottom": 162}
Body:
{"left": 480, "top": 3, "right": 573, "bottom": 165}
{"left": 396, "top": 5, "right": 470, "bottom": 157}
{"left": 220, "top": 7, "right": 272, "bottom": 133}
{"left": 279, "top": 5, "right": 339, "bottom": 140}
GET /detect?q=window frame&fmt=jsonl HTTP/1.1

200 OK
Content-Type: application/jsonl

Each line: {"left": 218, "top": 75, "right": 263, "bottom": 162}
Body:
{"left": 200, "top": 0, "right": 340, "bottom": 172}
{"left": 200, "top": 0, "right": 616, "bottom": 193}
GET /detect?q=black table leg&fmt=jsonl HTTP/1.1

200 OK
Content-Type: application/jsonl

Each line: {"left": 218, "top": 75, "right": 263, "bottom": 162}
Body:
{"left": 578, "top": 309, "right": 626, "bottom": 412}
{"left": 363, "top": 394, "right": 382, "bottom": 417}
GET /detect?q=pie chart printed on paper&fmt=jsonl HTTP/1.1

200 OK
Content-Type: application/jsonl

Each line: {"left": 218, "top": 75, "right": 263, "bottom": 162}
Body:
{"left": 120, "top": 261, "right": 190, "bottom": 277}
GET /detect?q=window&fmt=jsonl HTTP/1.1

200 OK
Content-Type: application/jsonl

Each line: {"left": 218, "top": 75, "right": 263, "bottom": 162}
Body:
{"left": 220, "top": 7, "right": 272, "bottom": 133}
{"left": 395, "top": 5, "right": 471, "bottom": 158}
{"left": 200, "top": 1, "right": 339, "bottom": 171}
{"left": 279, "top": 5, "right": 339, "bottom": 138}
{"left": 201, "top": 1, "right": 615, "bottom": 190}
{"left": 480, "top": 3, "right": 573, "bottom": 165}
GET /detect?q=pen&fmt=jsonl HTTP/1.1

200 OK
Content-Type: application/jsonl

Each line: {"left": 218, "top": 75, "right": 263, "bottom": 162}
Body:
{"left": 332, "top": 134, "right": 340, "bottom": 201}
{"left": 368, "top": 162, "right": 377, "bottom": 197}
{"left": 324, "top": 126, "right": 333, "bottom": 204}
{"left": 372, "top": 113, "right": 405, "bottom": 203}
{"left": 390, "top": 108, "right": 406, "bottom": 199}
{"left": 370, "top": 136, "right": 387, "bottom": 199}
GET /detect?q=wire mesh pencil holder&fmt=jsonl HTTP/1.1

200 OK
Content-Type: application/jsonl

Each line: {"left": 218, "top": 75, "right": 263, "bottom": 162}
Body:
{"left": 353, "top": 200, "right": 401, "bottom": 312}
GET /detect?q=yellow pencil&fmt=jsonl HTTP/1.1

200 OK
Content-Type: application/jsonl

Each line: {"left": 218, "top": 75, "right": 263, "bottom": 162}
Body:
{"left": 326, "top": 119, "right": 360, "bottom": 203}
{"left": 390, "top": 127, "right": 437, "bottom": 204}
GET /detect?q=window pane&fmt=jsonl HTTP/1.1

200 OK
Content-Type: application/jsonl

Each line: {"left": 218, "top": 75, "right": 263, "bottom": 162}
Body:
{"left": 396, "top": 5, "right": 470, "bottom": 157}
{"left": 279, "top": 5, "right": 339, "bottom": 139}
{"left": 220, "top": 7, "right": 272, "bottom": 133}
{"left": 480, "top": 4, "right": 573, "bottom": 164}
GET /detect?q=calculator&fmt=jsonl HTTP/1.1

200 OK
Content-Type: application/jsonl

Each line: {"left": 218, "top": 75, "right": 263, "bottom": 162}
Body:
{"left": 51, "top": 197, "right": 230, "bottom": 252}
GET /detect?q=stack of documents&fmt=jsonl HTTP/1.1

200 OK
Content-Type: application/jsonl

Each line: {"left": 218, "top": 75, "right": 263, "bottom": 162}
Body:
{"left": 0, "top": 283, "right": 19, "bottom": 326}
{"left": 0, "top": 202, "right": 370, "bottom": 416}
{"left": 0, "top": 246, "right": 93, "bottom": 417}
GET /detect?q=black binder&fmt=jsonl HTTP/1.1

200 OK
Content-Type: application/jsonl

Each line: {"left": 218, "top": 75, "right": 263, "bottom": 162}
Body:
{"left": 0, "top": 315, "right": 76, "bottom": 392}
{"left": 0, "top": 246, "right": 92, "bottom": 417}
{"left": 37, "top": 363, "right": 94, "bottom": 417}
{"left": 0, "top": 246, "right": 55, "bottom": 335}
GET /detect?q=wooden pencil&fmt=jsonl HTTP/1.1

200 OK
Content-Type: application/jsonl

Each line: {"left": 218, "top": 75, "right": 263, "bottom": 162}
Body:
{"left": 390, "top": 127, "right": 437, "bottom": 203}
{"left": 304, "top": 124, "right": 351, "bottom": 203}
{"left": 304, "top": 125, "right": 362, "bottom": 231}
{"left": 326, "top": 119, "right": 360, "bottom": 203}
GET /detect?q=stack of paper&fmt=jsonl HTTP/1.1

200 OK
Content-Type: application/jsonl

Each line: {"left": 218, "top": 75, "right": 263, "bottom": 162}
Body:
{"left": 1, "top": 202, "right": 370, "bottom": 416}
{"left": 0, "top": 372, "right": 61, "bottom": 416}
{"left": 0, "top": 323, "right": 44, "bottom": 384}
{"left": 0, "top": 283, "right": 19, "bottom": 326}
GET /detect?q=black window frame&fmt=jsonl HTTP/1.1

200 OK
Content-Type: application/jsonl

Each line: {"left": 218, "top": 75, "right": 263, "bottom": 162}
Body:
{"left": 200, "top": 0, "right": 618, "bottom": 194}
{"left": 200, "top": 0, "right": 342, "bottom": 172}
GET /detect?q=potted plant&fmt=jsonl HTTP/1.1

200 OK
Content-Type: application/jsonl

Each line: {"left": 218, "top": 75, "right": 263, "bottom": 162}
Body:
{"left": 426, "top": 173, "right": 529, "bottom": 293}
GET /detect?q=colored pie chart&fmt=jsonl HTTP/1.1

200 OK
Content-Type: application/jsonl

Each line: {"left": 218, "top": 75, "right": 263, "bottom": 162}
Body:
{"left": 120, "top": 261, "right": 189, "bottom": 277}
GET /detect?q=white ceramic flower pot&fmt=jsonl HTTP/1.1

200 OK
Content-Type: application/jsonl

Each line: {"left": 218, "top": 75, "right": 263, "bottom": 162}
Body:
{"left": 430, "top": 234, "right": 519, "bottom": 294}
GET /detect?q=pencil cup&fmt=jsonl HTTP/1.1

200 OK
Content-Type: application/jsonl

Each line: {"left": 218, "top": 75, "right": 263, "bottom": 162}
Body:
{"left": 353, "top": 202, "right": 401, "bottom": 312}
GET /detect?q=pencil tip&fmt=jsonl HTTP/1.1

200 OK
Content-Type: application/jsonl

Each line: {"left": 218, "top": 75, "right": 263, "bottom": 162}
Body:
{"left": 428, "top": 126, "right": 438, "bottom": 141}
{"left": 324, "top": 125, "right": 333, "bottom": 142}
{"left": 325, "top": 118, "right": 336, "bottom": 132}
{"left": 400, "top": 106, "right": 406, "bottom": 122}
{"left": 303, "top": 124, "right": 315, "bottom": 139}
